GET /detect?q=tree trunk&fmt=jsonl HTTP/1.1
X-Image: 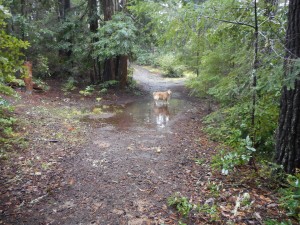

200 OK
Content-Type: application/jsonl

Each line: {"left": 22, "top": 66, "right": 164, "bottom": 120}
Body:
{"left": 103, "top": 58, "right": 116, "bottom": 81}
{"left": 58, "top": 0, "right": 72, "bottom": 58}
{"left": 21, "top": 0, "right": 26, "bottom": 41}
{"left": 24, "top": 61, "right": 33, "bottom": 94}
{"left": 118, "top": 55, "right": 128, "bottom": 89}
{"left": 101, "top": 0, "right": 118, "bottom": 81}
{"left": 251, "top": 0, "right": 259, "bottom": 143}
{"left": 100, "top": 0, "right": 128, "bottom": 87}
{"left": 88, "top": 0, "right": 100, "bottom": 84}
{"left": 275, "top": 0, "right": 300, "bottom": 174}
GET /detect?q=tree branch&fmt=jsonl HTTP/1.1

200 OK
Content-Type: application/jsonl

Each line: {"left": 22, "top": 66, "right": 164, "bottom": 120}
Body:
{"left": 200, "top": 15, "right": 255, "bottom": 29}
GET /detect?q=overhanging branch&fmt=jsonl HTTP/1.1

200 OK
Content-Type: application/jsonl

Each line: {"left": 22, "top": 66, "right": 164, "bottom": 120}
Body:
{"left": 200, "top": 15, "right": 255, "bottom": 29}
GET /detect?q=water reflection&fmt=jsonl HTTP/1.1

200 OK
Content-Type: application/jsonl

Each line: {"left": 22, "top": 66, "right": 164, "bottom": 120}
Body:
{"left": 81, "top": 97, "right": 188, "bottom": 130}
{"left": 153, "top": 104, "right": 169, "bottom": 128}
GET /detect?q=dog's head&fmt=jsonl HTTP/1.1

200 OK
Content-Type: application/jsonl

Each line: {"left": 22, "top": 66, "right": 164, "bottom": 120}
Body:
{"left": 167, "top": 90, "right": 172, "bottom": 95}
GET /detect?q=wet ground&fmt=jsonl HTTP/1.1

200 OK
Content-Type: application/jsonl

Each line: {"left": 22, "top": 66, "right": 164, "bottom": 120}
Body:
{"left": 45, "top": 66, "right": 200, "bottom": 224}
{"left": 1, "top": 65, "right": 284, "bottom": 225}
{"left": 1, "top": 65, "right": 209, "bottom": 224}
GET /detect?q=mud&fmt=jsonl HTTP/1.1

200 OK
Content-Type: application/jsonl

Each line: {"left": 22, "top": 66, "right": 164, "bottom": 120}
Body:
{"left": 1, "top": 65, "right": 214, "bottom": 224}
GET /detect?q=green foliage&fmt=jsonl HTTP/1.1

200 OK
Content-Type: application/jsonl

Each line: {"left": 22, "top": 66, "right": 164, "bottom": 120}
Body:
{"left": 62, "top": 77, "right": 77, "bottom": 93}
{"left": 94, "top": 13, "right": 137, "bottom": 60}
{"left": 34, "top": 54, "right": 50, "bottom": 77}
{"left": 167, "top": 190, "right": 221, "bottom": 222}
{"left": 5, "top": 0, "right": 92, "bottom": 78}
{"left": 206, "top": 180, "right": 222, "bottom": 197}
{"left": 211, "top": 136, "right": 256, "bottom": 174}
{"left": 194, "top": 158, "right": 205, "bottom": 165}
{"left": 131, "top": 0, "right": 284, "bottom": 173}
{"left": 0, "top": 3, "right": 29, "bottom": 96}
{"left": 0, "top": 97, "right": 19, "bottom": 158}
{"left": 279, "top": 174, "right": 300, "bottom": 221}
{"left": 259, "top": 161, "right": 286, "bottom": 187}
{"left": 100, "top": 80, "right": 119, "bottom": 89}
{"left": 156, "top": 53, "right": 185, "bottom": 78}
{"left": 134, "top": 49, "right": 159, "bottom": 66}
{"left": 197, "top": 203, "right": 220, "bottom": 222}
{"left": 167, "top": 193, "right": 193, "bottom": 217}
{"left": 79, "top": 85, "right": 95, "bottom": 96}
{"left": 99, "top": 88, "right": 108, "bottom": 94}
{"left": 98, "top": 80, "right": 119, "bottom": 94}
{"left": 0, "top": 2, "right": 28, "bottom": 157}
{"left": 33, "top": 78, "right": 50, "bottom": 91}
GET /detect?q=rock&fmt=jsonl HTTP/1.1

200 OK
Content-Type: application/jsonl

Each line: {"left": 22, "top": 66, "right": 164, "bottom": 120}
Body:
{"left": 205, "top": 198, "right": 215, "bottom": 206}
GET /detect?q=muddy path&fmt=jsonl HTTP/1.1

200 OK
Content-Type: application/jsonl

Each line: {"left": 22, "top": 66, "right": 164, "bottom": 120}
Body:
{"left": 1, "top": 66, "right": 282, "bottom": 225}
{"left": 46, "top": 66, "right": 201, "bottom": 224}
{"left": 1, "top": 65, "right": 212, "bottom": 225}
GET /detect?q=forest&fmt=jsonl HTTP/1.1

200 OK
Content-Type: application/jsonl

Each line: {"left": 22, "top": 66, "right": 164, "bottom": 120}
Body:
{"left": 1, "top": 0, "right": 300, "bottom": 224}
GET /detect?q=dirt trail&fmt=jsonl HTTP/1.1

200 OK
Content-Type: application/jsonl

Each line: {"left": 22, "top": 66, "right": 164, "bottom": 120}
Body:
{"left": 1, "top": 65, "right": 213, "bottom": 224}
{"left": 1, "top": 66, "right": 283, "bottom": 225}
{"left": 132, "top": 65, "right": 186, "bottom": 91}
{"left": 38, "top": 66, "right": 206, "bottom": 224}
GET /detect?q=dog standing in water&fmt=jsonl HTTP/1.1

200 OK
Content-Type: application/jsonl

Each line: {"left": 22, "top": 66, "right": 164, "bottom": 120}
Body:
{"left": 153, "top": 90, "right": 172, "bottom": 105}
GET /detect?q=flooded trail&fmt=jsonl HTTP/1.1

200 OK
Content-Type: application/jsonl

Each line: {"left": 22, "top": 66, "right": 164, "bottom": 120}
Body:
{"left": 38, "top": 66, "right": 197, "bottom": 224}
{"left": 45, "top": 66, "right": 197, "bottom": 224}
{"left": 2, "top": 65, "right": 209, "bottom": 225}
{"left": 1, "top": 65, "right": 285, "bottom": 225}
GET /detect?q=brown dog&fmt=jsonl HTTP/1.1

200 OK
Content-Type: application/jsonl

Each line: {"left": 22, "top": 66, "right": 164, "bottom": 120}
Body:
{"left": 153, "top": 90, "right": 172, "bottom": 105}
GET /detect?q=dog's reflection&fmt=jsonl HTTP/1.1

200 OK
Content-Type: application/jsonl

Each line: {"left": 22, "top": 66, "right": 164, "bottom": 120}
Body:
{"left": 153, "top": 104, "right": 170, "bottom": 128}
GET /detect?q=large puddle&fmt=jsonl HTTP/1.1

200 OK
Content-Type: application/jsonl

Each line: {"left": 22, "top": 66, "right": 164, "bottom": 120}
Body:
{"left": 81, "top": 97, "right": 190, "bottom": 131}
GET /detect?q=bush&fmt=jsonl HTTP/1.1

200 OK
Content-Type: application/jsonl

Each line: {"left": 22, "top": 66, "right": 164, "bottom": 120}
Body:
{"left": 62, "top": 77, "right": 77, "bottom": 93}
{"left": 0, "top": 98, "right": 18, "bottom": 158}
{"left": 167, "top": 193, "right": 193, "bottom": 217}
{"left": 279, "top": 174, "right": 300, "bottom": 221}
{"left": 135, "top": 49, "right": 158, "bottom": 66}
{"left": 156, "top": 53, "right": 185, "bottom": 78}
{"left": 98, "top": 80, "right": 119, "bottom": 94}
{"left": 211, "top": 136, "right": 256, "bottom": 175}
{"left": 79, "top": 85, "right": 95, "bottom": 96}
{"left": 33, "top": 54, "right": 50, "bottom": 78}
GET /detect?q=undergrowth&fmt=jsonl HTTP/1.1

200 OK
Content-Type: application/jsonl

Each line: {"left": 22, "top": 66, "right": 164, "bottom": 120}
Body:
{"left": 0, "top": 98, "right": 26, "bottom": 159}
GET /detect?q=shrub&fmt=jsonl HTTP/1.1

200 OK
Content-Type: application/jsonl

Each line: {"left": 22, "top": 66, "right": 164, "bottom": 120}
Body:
{"left": 156, "top": 53, "right": 185, "bottom": 78}
{"left": 167, "top": 193, "right": 193, "bottom": 217}
{"left": 62, "top": 77, "right": 77, "bottom": 93}
{"left": 211, "top": 136, "right": 256, "bottom": 175}
{"left": 79, "top": 85, "right": 95, "bottom": 96}
{"left": 135, "top": 49, "right": 158, "bottom": 66}
{"left": 279, "top": 174, "right": 300, "bottom": 221}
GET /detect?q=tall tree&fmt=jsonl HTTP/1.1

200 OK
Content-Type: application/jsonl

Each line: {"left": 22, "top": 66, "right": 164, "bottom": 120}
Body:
{"left": 88, "top": 0, "right": 100, "bottom": 84}
{"left": 100, "top": 0, "right": 128, "bottom": 88}
{"left": 101, "top": 0, "right": 117, "bottom": 82}
{"left": 58, "top": 0, "right": 72, "bottom": 58}
{"left": 275, "top": 0, "right": 300, "bottom": 174}
{"left": 20, "top": 0, "right": 26, "bottom": 41}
